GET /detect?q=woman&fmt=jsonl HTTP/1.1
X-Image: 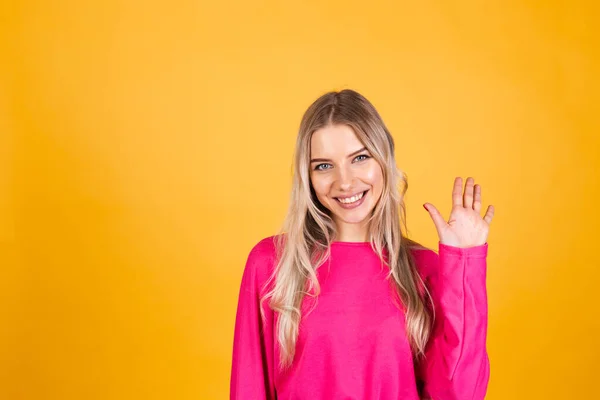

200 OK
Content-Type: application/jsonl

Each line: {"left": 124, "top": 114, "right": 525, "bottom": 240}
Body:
{"left": 230, "top": 89, "right": 495, "bottom": 399}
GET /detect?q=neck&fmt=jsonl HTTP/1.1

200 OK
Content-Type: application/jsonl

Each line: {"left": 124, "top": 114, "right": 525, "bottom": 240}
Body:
{"left": 333, "top": 219, "right": 370, "bottom": 242}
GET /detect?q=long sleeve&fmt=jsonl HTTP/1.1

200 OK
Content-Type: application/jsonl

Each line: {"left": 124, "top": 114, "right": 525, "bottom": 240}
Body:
{"left": 416, "top": 242, "right": 490, "bottom": 400}
{"left": 230, "top": 239, "right": 277, "bottom": 400}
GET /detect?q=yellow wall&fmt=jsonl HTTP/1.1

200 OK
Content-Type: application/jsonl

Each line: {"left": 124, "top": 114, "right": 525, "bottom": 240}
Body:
{"left": 1, "top": 1, "right": 598, "bottom": 399}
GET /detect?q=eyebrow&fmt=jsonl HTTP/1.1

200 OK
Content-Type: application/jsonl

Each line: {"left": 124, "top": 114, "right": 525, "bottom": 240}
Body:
{"left": 310, "top": 147, "right": 368, "bottom": 163}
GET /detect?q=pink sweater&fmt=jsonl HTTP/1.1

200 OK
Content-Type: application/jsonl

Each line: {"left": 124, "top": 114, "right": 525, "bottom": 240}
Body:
{"left": 230, "top": 236, "right": 490, "bottom": 399}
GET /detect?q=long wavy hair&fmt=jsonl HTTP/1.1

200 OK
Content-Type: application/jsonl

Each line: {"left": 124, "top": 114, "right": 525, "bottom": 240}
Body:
{"left": 261, "top": 89, "right": 434, "bottom": 370}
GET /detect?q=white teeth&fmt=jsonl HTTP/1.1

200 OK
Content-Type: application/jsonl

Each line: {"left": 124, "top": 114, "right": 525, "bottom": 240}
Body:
{"left": 337, "top": 191, "right": 364, "bottom": 204}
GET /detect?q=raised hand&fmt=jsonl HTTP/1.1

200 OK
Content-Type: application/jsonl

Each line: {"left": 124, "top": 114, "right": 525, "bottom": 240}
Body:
{"left": 423, "top": 177, "right": 494, "bottom": 248}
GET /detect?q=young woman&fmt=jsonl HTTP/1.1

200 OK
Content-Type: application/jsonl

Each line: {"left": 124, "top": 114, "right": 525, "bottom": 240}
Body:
{"left": 230, "top": 89, "right": 495, "bottom": 399}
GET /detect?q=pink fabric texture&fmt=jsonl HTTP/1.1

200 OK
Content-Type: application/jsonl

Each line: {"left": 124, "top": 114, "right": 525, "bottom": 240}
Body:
{"left": 230, "top": 235, "right": 490, "bottom": 399}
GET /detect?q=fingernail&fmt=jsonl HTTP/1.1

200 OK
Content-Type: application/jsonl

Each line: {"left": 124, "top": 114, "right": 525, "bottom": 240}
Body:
{"left": 422, "top": 204, "right": 427, "bottom": 211}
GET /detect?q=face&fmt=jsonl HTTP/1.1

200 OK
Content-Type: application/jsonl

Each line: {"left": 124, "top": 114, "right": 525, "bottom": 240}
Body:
{"left": 309, "top": 124, "right": 384, "bottom": 233}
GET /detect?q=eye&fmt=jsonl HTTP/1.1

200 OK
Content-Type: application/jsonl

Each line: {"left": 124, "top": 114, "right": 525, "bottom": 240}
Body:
{"left": 314, "top": 163, "right": 332, "bottom": 171}
{"left": 354, "top": 154, "right": 370, "bottom": 162}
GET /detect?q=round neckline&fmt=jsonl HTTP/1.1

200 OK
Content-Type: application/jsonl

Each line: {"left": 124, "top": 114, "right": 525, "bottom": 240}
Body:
{"left": 330, "top": 241, "right": 372, "bottom": 246}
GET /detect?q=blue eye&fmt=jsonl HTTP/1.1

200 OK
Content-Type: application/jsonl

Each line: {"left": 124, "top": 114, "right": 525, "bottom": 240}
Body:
{"left": 313, "top": 155, "right": 369, "bottom": 171}
{"left": 315, "top": 163, "right": 331, "bottom": 171}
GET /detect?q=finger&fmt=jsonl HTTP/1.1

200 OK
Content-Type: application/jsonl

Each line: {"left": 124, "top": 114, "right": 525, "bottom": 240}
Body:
{"left": 452, "top": 177, "right": 463, "bottom": 207}
{"left": 463, "top": 177, "right": 474, "bottom": 209}
{"left": 483, "top": 205, "right": 495, "bottom": 225}
{"left": 424, "top": 203, "right": 447, "bottom": 233}
{"left": 473, "top": 184, "right": 482, "bottom": 213}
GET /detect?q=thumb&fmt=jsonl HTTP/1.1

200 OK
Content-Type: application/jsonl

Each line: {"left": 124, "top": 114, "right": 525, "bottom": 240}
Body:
{"left": 423, "top": 203, "right": 447, "bottom": 232}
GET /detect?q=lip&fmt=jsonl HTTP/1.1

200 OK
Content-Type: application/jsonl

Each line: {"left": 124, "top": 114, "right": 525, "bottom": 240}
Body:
{"left": 335, "top": 190, "right": 368, "bottom": 210}
{"left": 335, "top": 190, "right": 366, "bottom": 200}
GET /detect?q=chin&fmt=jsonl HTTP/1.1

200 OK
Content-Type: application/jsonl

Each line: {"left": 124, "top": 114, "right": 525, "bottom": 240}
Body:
{"left": 332, "top": 207, "right": 373, "bottom": 225}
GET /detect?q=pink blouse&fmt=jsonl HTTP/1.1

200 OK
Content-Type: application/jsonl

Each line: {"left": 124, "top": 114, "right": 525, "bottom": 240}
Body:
{"left": 230, "top": 235, "right": 490, "bottom": 399}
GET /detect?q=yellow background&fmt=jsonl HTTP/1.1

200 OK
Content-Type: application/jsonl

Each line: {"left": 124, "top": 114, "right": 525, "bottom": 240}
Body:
{"left": 1, "top": 1, "right": 598, "bottom": 399}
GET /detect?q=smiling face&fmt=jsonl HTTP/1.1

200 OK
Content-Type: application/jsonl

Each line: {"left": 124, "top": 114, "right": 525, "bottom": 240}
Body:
{"left": 309, "top": 124, "right": 384, "bottom": 240}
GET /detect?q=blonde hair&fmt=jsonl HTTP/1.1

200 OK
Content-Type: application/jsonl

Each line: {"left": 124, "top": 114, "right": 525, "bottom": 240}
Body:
{"left": 261, "top": 89, "right": 434, "bottom": 370}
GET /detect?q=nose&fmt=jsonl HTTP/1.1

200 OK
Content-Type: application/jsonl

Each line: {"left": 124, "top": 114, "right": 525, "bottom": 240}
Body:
{"left": 336, "top": 165, "right": 354, "bottom": 192}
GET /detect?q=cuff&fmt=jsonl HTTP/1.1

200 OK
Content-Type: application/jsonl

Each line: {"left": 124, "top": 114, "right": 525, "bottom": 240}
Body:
{"left": 438, "top": 241, "right": 488, "bottom": 258}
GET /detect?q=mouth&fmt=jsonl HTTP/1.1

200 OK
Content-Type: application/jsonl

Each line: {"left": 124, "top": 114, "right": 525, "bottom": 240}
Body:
{"left": 335, "top": 190, "right": 369, "bottom": 205}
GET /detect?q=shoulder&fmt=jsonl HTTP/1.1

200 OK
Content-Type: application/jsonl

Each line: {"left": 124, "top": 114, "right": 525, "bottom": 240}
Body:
{"left": 243, "top": 234, "right": 282, "bottom": 286}
{"left": 248, "top": 235, "right": 278, "bottom": 259}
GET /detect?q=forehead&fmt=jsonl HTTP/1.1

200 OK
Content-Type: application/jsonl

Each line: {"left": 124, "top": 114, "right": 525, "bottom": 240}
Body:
{"left": 310, "top": 124, "right": 363, "bottom": 157}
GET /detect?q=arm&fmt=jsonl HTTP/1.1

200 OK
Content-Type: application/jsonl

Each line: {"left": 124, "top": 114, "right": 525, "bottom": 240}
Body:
{"left": 417, "top": 242, "right": 490, "bottom": 400}
{"left": 230, "top": 240, "right": 277, "bottom": 400}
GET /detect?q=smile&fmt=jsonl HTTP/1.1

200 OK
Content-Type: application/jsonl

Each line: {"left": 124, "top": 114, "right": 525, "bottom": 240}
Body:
{"left": 335, "top": 190, "right": 368, "bottom": 205}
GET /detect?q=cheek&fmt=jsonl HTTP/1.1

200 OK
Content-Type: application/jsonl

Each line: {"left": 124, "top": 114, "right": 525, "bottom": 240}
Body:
{"left": 310, "top": 175, "right": 331, "bottom": 199}
{"left": 363, "top": 164, "right": 384, "bottom": 189}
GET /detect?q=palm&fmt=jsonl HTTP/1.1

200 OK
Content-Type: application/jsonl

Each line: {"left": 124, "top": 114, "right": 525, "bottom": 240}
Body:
{"left": 424, "top": 177, "right": 495, "bottom": 248}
